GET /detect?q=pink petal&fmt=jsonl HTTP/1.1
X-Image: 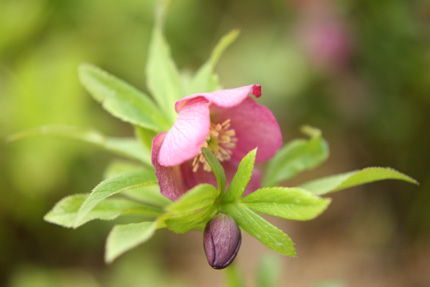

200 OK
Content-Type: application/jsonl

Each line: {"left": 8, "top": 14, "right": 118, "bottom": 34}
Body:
{"left": 152, "top": 132, "right": 187, "bottom": 201}
{"left": 158, "top": 97, "right": 211, "bottom": 166}
{"left": 211, "top": 97, "right": 282, "bottom": 163}
{"left": 179, "top": 162, "right": 218, "bottom": 189}
{"left": 175, "top": 85, "right": 261, "bottom": 112}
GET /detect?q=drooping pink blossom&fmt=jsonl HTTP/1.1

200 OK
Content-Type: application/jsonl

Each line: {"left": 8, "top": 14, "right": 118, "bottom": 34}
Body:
{"left": 151, "top": 85, "right": 282, "bottom": 201}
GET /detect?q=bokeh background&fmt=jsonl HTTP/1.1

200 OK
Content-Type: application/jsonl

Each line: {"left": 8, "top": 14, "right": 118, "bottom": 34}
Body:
{"left": 1, "top": 0, "right": 429, "bottom": 286}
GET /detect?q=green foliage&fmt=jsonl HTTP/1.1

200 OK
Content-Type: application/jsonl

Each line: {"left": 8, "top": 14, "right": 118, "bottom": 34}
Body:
{"left": 263, "top": 126, "right": 329, "bottom": 187}
{"left": 223, "top": 148, "right": 257, "bottom": 202}
{"left": 73, "top": 170, "right": 157, "bottom": 228}
{"left": 166, "top": 184, "right": 218, "bottom": 213}
{"left": 162, "top": 184, "right": 218, "bottom": 233}
{"left": 300, "top": 167, "right": 418, "bottom": 195}
{"left": 242, "top": 187, "right": 331, "bottom": 221}
{"left": 202, "top": 148, "right": 226, "bottom": 194}
{"left": 44, "top": 194, "right": 162, "bottom": 228}
{"left": 25, "top": 0, "right": 419, "bottom": 272}
{"left": 8, "top": 125, "right": 152, "bottom": 166}
{"left": 105, "top": 221, "right": 158, "bottom": 263}
{"left": 146, "top": 0, "right": 183, "bottom": 123}
{"left": 187, "top": 29, "right": 240, "bottom": 95}
{"left": 79, "top": 64, "right": 169, "bottom": 132}
{"left": 102, "top": 162, "right": 171, "bottom": 207}
{"left": 163, "top": 205, "right": 217, "bottom": 233}
{"left": 223, "top": 203, "right": 296, "bottom": 256}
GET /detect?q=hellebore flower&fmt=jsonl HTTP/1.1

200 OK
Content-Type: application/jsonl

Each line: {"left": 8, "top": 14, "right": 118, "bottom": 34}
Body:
{"left": 203, "top": 213, "right": 241, "bottom": 269}
{"left": 152, "top": 85, "right": 282, "bottom": 201}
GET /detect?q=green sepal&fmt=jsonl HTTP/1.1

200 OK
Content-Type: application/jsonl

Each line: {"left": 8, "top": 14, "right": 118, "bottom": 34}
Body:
{"left": 300, "top": 167, "right": 418, "bottom": 195}
{"left": 241, "top": 187, "right": 331, "bottom": 221}
{"left": 263, "top": 126, "right": 329, "bottom": 187}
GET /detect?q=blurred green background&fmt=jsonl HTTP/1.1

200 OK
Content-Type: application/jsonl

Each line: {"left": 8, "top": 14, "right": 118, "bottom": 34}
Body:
{"left": 1, "top": 0, "right": 429, "bottom": 286}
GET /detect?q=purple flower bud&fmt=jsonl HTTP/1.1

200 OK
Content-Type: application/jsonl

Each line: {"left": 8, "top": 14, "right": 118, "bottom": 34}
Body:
{"left": 203, "top": 213, "right": 242, "bottom": 269}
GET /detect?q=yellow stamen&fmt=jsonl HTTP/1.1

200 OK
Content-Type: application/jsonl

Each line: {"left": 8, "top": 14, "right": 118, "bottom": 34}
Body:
{"left": 192, "top": 119, "right": 237, "bottom": 172}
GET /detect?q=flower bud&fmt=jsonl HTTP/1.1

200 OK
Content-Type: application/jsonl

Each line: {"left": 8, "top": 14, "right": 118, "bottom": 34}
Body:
{"left": 203, "top": 213, "right": 242, "bottom": 269}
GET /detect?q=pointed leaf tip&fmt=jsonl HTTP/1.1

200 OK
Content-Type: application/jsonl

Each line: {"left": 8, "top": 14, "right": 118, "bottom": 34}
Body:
{"left": 223, "top": 148, "right": 257, "bottom": 202}
{"left": 300, "top": 167, "right": 418, "bottom": 195}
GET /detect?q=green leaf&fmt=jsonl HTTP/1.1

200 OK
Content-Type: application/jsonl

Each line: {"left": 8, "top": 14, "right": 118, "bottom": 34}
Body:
{"left": 79, "top": 63, "right": 169, "bottom": 131}
{"left": 223, "top": 203, "right": 296, "bottom": 256}
{"left": 242, "top": 187, "right": 331, "bottom": 221}
{"left": 263, "top": 126, "right": 329, "bottom": 187}
{"left": 187, "top": 30, "right": 240, "bottom": 94}
{"left": 146, "top": 1, "right": 183, "bottom": 122}
{"left": 103, "top": 162, "right": 170, "bottom": 207}
{"left": 167, "top": 184, "right": 218, "bottom": 213}
{"left": 73, "top": 170, "right": 157, "bottom": 228}
{"left": 300, "top": 167, "right": 418, "bottom": 195}
{"left": 202, "top": 148, "right": 226, "bottom": 194}
{"left": 44, "top": 194, "right": 163, "bottom": 228}
{"left": 7, "top": 125, "right": 152, "bottom": 165}
{"left": 162, "top": 184, "right": 218, "bottom": 233}
{"left": 163, "top": 205, "right": 217, "bottom": 233}
{"left": 256, "top": 253, "right": 282, "bottom": 287}
{"left": 105, "top": 221, "right": 157, "bottom": 263}
{"left": 223, "top": 148, "right": 257, "bottom": 202}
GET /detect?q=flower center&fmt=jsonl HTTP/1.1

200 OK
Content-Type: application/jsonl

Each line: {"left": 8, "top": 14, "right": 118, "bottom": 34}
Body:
{"left": 192, "top": 119, "right": 237, "bottom": 172}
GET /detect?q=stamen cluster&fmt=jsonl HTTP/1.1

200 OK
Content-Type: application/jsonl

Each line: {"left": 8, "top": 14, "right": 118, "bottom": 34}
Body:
{"left": 192, "top": 119, "right": 237, "bottom": 172}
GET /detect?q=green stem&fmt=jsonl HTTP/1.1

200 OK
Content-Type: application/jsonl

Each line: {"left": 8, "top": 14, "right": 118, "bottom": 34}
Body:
{"left": 224, "top": 263, "right": 243, "bottom": 287}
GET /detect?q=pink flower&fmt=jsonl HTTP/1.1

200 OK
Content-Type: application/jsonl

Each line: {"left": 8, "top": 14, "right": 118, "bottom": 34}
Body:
{"left": 151, "top": 85, "right": 282, "bottom": 201}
